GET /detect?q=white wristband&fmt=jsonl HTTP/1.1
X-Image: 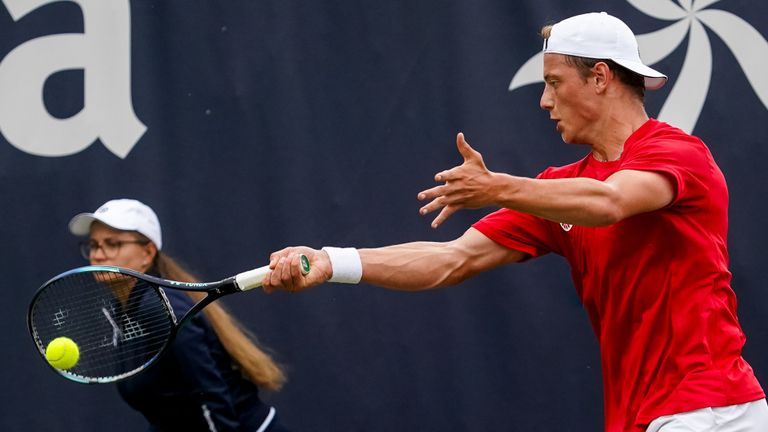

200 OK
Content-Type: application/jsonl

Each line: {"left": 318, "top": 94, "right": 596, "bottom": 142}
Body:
{"left": 322, "top": 247, "right": 362, "bottom": 284}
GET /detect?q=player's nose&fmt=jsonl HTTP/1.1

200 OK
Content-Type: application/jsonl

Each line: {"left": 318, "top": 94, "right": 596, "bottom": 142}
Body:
{"left": 540, "top": 89, "right": 554, "bottom": 111}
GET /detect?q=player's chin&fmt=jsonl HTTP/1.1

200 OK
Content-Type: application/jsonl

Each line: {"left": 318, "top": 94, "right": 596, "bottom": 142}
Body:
{"left": 558, "top": 129, "right": 579, "bottom": 144}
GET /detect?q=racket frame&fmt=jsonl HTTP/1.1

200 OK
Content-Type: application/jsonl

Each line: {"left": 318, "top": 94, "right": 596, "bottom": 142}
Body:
{"left": 28, "top": 265, "right": 248, "bottom": 384}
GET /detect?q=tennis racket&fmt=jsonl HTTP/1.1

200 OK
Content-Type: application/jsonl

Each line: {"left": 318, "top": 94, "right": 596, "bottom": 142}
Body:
{"left": 27, "top": 255, "right": 310, "bottom": 384}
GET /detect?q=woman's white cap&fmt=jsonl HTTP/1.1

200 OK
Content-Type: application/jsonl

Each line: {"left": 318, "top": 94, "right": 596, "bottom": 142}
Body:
{"left": 543, "top": 12, "right": 667, "bottom": 90}
{"left": 69, "top": 199, "right": 163, "bottom": 250}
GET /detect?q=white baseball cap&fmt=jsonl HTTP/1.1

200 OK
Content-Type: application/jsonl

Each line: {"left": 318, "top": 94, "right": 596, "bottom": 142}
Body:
{"left": 69, "top": 199, "right": 163, "bottom": 250}
{"left": 543, "top": 12, "right": 667, "bottom": 90}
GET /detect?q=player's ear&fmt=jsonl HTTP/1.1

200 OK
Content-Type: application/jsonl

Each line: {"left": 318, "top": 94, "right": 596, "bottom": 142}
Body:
{"left": 591, "top": 62, "right": 611, "bottom": 92}
{"left": 142, "top": 241, "right": 158, "bottom": 267}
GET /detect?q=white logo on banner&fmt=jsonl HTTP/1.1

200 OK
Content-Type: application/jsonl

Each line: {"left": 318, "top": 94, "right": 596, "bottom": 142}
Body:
{"left": 509, "top": 0, "right": 768, "bottom": 133}
{"left": 0, "top": 0, "right": 145, "bottom": 158}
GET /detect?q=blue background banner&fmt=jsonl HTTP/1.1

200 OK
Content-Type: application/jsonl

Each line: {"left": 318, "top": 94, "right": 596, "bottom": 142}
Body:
{"left": 1, "top": 1, "right": 766, "bottom": 430}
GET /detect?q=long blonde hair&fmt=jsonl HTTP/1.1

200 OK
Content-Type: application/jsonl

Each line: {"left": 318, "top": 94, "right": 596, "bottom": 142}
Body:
{"left": 154, "top": 252, "right": 286, "bottom": 391}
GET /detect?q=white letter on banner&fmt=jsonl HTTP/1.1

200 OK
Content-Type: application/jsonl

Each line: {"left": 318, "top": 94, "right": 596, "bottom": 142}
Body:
{"left": 0, "top": 0, "right": 145, "bottom": 158}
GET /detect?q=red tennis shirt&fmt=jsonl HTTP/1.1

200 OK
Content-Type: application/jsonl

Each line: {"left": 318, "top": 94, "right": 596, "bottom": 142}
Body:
{"left": 472, "top": 119, "right": 764, "bottom": 431}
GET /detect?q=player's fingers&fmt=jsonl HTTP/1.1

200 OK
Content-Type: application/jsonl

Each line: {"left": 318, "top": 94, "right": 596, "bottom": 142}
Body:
{"left": 269, "top": 247, "right": 292, "bottom": 268}
{"left": 417, "top": 184, "right": 446, "bottom": 201}
{"left": 277, "top": 256, "right": 296, "bottom": 292}
{"left": 457, "top": 134, "right": 490, "bottom": 173}
{"left": 289, "top": 252, "right": 304, "bottom": 282}
{"left": 434, "top": 168, "right": 458, "bottom": 183}
{"left": 285, "top": 253, "right": 307, "bottom": 292}
{"left": 262, "top": 263, "right": 283, "bottom": 293}
{"left": 456, "top": 132, "right": 481, "bottom": 161}
{"left": 419, "top": 195, "right": 447, "bottom": 215}
{"left": 431, "top": 205, "right": 458, "bottom": 228}
{"left": 261, "top": 274, "right": 275, "bottom": 294}
{"left": 269, "top": 259, "right": 282, "bottom": 286}
{"left": 265, "top": 256, "right": 287, "bottom": 291}
{"left": 456, "top": 132, "right": 471, "bottom": 159}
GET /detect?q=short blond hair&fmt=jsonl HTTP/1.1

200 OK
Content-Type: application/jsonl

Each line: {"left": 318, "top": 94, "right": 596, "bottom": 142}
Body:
{"left": 540, "top": 24, "right": 553, "bottom": 39}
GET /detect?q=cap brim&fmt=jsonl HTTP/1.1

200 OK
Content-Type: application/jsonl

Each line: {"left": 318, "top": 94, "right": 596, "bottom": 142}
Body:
{"left": 68, "top": 213, "right": 97, "bottom": 236}
{"left": 68, "top": 212, "right": 149, "bottom": 238}
{"left": 613, "top": 59, "right": 668, "bottom": 90}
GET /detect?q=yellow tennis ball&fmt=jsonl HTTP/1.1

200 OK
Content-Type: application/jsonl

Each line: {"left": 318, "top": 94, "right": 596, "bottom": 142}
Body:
{"left": 45, "top": 337, "right": 80, "bottom": 370}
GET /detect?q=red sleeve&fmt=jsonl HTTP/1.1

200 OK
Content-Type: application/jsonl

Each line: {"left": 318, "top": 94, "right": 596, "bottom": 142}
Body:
{"left": 620, "top": 132, "right": 715, "bottom": 206}
{"left": 472, "top": 208, "right": 556, "bottom": 260}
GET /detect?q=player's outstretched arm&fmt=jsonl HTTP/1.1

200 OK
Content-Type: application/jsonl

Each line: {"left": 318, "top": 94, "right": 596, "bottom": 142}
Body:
{"left": 262, "top": 228, "right": 525, "bottom": 293}
{"left": 419, "top": 133, "right": 675, "bottom": 228}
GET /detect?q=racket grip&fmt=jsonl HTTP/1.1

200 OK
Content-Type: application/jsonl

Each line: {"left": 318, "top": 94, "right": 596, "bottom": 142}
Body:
{"left": 235, "top": 254, "right": 311, "bottom": 291}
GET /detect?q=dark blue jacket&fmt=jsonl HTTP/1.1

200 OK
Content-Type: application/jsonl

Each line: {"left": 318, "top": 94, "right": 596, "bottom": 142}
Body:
{"left": 116, "top": 288, "right": 274, "bottom": 431}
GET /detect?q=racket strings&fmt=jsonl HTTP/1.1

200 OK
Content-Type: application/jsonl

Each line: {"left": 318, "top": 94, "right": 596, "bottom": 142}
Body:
{"left": 30, "top": 270, "right": 175, "bottom": 382}
{"left": 34, "top": 310, "right": 174, "bottom": 346}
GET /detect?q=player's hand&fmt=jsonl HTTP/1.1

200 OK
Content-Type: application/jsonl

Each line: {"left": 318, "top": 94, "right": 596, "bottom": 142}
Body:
{"left": 417, "top": 133, "right": 498, "bottom": 228}
{"left": 262, "top": 247, "right": 332, "bottom": 293}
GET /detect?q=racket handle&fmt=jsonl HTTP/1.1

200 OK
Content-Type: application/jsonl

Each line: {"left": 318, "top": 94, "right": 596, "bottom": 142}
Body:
{"left": 235, "top": 254, "right": 311, "bottom": 291}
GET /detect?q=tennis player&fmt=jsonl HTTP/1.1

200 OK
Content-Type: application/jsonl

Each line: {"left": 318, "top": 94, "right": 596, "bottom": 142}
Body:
{"left": 264, "top": 12, "right": 768, "bottom": 432}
